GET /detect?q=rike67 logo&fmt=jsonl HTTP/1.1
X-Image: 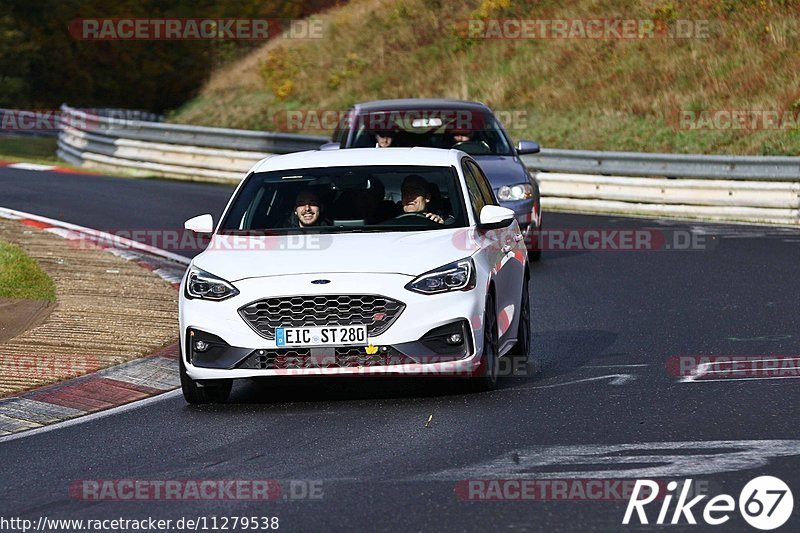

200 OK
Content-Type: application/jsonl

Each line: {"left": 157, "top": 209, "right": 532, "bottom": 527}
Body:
{"left": 623, "top": 476, "right": 793, "bottom": 530}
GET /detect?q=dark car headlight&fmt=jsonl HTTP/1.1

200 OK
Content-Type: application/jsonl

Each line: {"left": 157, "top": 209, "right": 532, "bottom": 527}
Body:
{"left": 405, "top": 258, "right": 476, "bottom": 295}
{"left": 185, "top": 266, "right": 239, "bottom": 301}
{"left": 497, "top": 183, "right": 535, "bottom": 201}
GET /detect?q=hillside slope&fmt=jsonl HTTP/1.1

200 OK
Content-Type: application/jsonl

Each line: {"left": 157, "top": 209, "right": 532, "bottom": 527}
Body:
{"left": 170, "top": 0, "right": 800, "bottom": 155}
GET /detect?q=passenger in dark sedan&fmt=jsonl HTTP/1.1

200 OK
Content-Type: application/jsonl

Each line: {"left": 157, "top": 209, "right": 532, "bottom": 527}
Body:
{"left": 375, "top": 132, "right": 394, "bottom": 148}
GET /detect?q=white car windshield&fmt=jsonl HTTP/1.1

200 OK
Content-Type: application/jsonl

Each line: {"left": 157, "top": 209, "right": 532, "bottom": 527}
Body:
{"left": 219, "top": 165, "right": 468, "bottom": 233}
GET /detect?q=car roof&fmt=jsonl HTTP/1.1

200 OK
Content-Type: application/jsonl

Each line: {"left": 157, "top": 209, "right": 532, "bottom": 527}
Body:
{"left": 251, "top": 147, "right": 465, "bottom": 174}
{"left": 351, "top": 99, "right": 492, "bottom": 113}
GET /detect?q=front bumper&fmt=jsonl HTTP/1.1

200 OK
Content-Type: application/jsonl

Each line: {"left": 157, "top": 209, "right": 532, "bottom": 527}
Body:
{"left": 499, "top": 198, "right": 535, "bottom": 226}
{"left": 179, "top": 272, "right": 487, "bottom": 379}
{"left": 498, "top": 197, "right": 540, "bottom": 248}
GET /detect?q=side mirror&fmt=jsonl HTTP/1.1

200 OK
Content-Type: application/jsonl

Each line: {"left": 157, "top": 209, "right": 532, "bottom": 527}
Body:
{"left": 319, "top": 142, "right": 340, "bottom": 151}
{"left": 478, "top": 205, "right": 515, "bottom": 230}
{"left": 184, "top": 214, "right": 214, "bottom": 233}
{"left": 516, "top": 140, "right": 540, "bottom": 155}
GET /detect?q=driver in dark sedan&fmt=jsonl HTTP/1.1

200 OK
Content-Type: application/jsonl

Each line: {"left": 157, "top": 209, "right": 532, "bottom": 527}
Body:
{"left": 450, "top": 129, "right": 472, "bottom": 144}
{"left": 400, "top": 175, "right": 444, "bottom": 224}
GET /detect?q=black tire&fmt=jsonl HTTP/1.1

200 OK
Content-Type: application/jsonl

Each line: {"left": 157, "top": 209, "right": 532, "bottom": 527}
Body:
{"left": 509, "top": 276, "right": 531, "bottom": 375}
{"left": 472, "top": 293, "right": 500, "bottom": 391}
{"left": 180, "top": 357, "right": 232, "bottom": 404}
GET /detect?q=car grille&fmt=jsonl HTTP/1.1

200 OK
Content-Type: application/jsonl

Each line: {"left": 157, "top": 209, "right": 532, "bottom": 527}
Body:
{"left": 237, "top": 347, "right": 409, "bottom": 369}
{"left": 238, "top": 294, "right": 405, "bottom": 340}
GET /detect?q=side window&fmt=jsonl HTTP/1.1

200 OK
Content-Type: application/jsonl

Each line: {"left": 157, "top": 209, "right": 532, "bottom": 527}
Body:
{"left": 461, "top": 160, "right": 487, "bottom": 218}
{"left": 466, "top": 160, "right": 497, "bottom": 206}
{"left": 333, "top": 109, "right": 353, "bottom": 147}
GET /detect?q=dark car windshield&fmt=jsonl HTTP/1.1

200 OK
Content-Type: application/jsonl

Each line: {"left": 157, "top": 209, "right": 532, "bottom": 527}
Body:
{"left": 219, "top": 165, "right": 468, "bottom": 233}
{"left": 347, "top": 108, "right": 514, "bottom": 156}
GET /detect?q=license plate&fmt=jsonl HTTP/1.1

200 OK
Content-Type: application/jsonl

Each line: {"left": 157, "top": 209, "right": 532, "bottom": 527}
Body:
{"left": 275, "top": 325, "right": 368, "bottom": 347}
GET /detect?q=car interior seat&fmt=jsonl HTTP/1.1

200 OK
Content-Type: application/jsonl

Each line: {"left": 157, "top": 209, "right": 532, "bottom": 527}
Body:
{"left": 331, "top": 189, "right": 380, "bottom": 224}
{"left": 353, "top": 131, "right": 376, "bottom": 148}
{"left": 425, "top": 182, "right": 451, "bottom": 218}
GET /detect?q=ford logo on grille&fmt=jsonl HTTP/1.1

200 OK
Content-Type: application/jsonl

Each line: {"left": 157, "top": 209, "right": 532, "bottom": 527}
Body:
{"left": 310, "top": 279, "right": 331, "bottom": 285}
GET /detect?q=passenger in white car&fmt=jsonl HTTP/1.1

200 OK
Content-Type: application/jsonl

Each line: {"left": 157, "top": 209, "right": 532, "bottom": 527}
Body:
{"left": 290, "top": 189, "right": 330, "bottom": 227}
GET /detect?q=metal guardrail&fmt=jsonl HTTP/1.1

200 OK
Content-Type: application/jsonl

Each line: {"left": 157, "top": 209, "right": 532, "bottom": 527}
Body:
{"left": 536, "top": 173, "right": 799, "bottom": 226}
{"left": 56, "top": 104, "right": 800, "bottom": 225}
{"left": 57, "top": 104, "right": 328, "bottom": 183}
{"left": 60, "top": 105, "right": 327, "bottom": 153}
{"left": 523, "top": 149, "right": 800, "bottom": 181}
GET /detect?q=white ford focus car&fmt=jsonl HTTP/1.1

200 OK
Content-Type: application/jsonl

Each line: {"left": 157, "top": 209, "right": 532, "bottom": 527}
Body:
{"left": 179, "top": 148, "right": 531, "bottom": 403}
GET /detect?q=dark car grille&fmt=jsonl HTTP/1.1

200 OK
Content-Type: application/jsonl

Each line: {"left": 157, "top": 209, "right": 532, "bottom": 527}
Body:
{"left": 238, "top": 294, "right": 405, "bottom": 340}
{"left": 237, "top": 347, "right": 409, "bottom": 369}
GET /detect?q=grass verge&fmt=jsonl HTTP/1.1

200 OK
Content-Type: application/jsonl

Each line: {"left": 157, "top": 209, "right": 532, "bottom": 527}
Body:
{"left": 0, "top": 135, "right": 169, "bottom": 179}
{"left": 169, "top": 0, "right": 800, "bottom": 155}
{"left": 0, "top": 240, "right": 56, "bottom": 301}
{"left": 0, "top": 136, "right": 61, "bottom": 165}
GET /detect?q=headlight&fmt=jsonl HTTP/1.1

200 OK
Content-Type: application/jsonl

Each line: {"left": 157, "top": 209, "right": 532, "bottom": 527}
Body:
{"left": 185, "top": 266, "right": 239, "bottom": 301}
{"left": 405, "top": 258, "right": 476, "bottom": 295}
{"left": 497, "top": 182, "right": 534, "bottom": 201}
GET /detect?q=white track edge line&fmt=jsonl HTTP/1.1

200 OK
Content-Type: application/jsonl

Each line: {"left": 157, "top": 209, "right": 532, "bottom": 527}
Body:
{"left": 0, "top": 206, "right": 190, "bottom": 265}
{"left": 0, "top": 206, "right": 189, "bottom": 442}
{"left": 0, "top": 389, "right": 181, "bottom": 444}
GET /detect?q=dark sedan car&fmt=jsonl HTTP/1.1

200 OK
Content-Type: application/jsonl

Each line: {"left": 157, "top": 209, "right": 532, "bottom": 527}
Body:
{"left": 322, "top": 99, "right": 543, "bottom": 260}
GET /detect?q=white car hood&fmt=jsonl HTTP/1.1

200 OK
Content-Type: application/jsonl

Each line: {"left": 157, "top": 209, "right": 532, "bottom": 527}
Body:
{"left": 192, "top": 228, "right": 478, "bottom": 281}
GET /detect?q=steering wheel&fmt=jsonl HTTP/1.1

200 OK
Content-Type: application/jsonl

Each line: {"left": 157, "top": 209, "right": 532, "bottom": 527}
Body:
{"left": 394, "top": 212, "right": 430, "bottom": 219}
{"left": 452, "top": 140, "right": 491, "bottom": 155}
{"left": 392, "top": 212, "right": 440, "bottom": 225}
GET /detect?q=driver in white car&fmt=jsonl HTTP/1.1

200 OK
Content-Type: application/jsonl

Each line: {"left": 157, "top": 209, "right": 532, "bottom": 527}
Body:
{"left": 400, "top": 175, "right": 444, "bottom": 224}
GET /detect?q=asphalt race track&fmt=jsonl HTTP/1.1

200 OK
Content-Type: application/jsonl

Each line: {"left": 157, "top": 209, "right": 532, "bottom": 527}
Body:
{"left": 1, "top": 167, "right": 799, "bottom": 531}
